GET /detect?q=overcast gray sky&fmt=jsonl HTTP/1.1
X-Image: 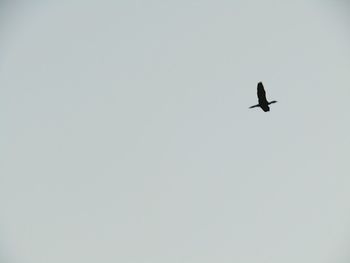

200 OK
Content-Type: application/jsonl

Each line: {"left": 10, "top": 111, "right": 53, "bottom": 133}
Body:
{"left": 1, "top": 1, "right": 350, "bottom": 263}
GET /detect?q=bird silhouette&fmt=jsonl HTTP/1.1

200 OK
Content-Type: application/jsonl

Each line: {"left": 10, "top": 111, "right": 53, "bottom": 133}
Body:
{"left": 249, "top": 82, "right": 277, "bottom": 112}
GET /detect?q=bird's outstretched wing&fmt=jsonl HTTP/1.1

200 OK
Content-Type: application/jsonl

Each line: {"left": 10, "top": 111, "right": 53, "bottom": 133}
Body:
{"left": 257, "top": 82, "right": 268, "bottom": 104}
{"left": 249, "top": 104, "right": 260, "bottom": 108}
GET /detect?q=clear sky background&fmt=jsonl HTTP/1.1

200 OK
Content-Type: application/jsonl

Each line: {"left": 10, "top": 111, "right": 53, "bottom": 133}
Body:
{"left": 0, "top": 1, "right": 350, "bottom": 263}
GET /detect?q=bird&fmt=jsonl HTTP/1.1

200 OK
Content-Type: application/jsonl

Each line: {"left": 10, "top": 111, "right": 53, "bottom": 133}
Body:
{"left": 249, "top": 82, "right": 277, "bottom": 112}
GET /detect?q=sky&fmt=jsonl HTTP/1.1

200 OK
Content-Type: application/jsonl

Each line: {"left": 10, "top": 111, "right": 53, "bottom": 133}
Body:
{"left": 0, "top": 1, "right": 350, "bottom": 263}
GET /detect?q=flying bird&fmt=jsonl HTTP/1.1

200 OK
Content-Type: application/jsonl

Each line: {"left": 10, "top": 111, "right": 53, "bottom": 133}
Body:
{"left": 249, "top": 82, "right": 277, "bottom": 112}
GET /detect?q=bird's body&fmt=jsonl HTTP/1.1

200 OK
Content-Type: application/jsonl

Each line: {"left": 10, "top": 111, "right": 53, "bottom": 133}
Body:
{"left": 249, "top": 82, "right": 277, "bottom": 112}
